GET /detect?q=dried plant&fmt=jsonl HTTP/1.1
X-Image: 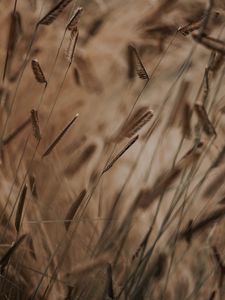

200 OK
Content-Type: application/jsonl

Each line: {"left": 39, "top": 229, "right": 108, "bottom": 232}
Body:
{"left": 1, "top": 0, "right": 225, "bottom": 299}
{"left": 37, "top": 0, "right": 73, "bottom": 26}
{"left": 31, "top": 59, "right": 47, "bottom": 84}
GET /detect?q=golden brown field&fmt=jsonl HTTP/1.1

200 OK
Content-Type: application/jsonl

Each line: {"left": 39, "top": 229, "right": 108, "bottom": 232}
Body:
{"left": 1, "top": 0, "right": 225, "bottom": 299}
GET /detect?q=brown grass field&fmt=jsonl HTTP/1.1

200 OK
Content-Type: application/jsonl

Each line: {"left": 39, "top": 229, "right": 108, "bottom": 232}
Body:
{"left": 1, "top": 0, "right": 225, "bottom": 299}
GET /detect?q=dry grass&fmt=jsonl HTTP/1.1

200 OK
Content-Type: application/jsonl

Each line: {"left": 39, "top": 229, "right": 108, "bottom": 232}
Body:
{"left": 1, "top": 0, "right": 225, "bottom": 299}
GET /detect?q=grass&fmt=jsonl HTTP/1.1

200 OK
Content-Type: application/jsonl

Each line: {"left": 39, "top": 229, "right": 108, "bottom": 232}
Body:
{"left": 0, "top": 0, "right": 225, "bottom": 299}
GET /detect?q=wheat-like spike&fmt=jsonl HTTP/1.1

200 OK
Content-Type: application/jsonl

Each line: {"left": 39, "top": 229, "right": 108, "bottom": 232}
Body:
{"left": 65, "top": 29, "right": 79, "bottom": 64}
{"left": 182, "top": 102, "right": 192, "bottom": 138}
{"left": 37, "top": 0, "right": 73, "bottom": 26}
{"left": 116, "top": 107, "right": 149, "bottom": 139}
{"left": 102, "top": 135, "right": 139, "bottom": 174}
{"left": 66, "top": 7, "right": 83, "bottom": 30}
{"left": 15, "top": 184, "right": 27, "bottom": 234}
{"left": 64, "top": 189, "right": 86, "bottom": 231}
{"left": 118, "top": 109, "right": 153, "bottom": 141}
{"left": 127, "top": 44, "right": 136, "bottom": 80}
{"left": 126, "top": 110, "right": 153, "bottom": 137}
{"left": 208, "top": 291, "right": 216, "bottom": 300}
{"left": 64, "top": 143, "right": 96, "bottom": 177}
{"left": 106, "top": 263, "right": 114, "bottom": 299}
{"left": 30, "top": 109, "right": 41, "bottom": 141}
{"left": 3, "top": 118, "right": 30, "bottom": 145}
{"left": 73, "top": 67, "right": 81, "bottom": 86}
{"left": 193, "top": 34, "right": 225, "bottom": 55}
{"left": 0, "top": 234, "right": 27, "bottom": 272}
{"left": 87, "top": 17, "right": 104, "bottom": 39}
{"left": 129, "top": 45, "right": 149, "bottom": 80}
{"left": 194, "top": 103, "right": 216, "bottom": 136}
{"left": 178, "top": 17, "right": 203, "bottom": 36}
{"left": 3, "top": 11, "right": 22, "bottom": 82}
{"left": 118, "top": 109, "right": 153, "bottom": 140}
{"left": 31, "top": 59, "right": 47, "bottom": 84}
{"left": 132, "top": 252, "right": 167, "bottom": 298}
{"left": 136, "top": 168, "right": 182, "bottom": 210}
{"left": 179, "top": 207, "right": 225, "bottom": 241}
{"left": 136, "top": 143, "right": 202, "bottom": 209}
{"left": 70, "top": 29, "right": 79, "bottom": 64}
{"left": 42, "top": 113, "right": 79, "bottom": 157}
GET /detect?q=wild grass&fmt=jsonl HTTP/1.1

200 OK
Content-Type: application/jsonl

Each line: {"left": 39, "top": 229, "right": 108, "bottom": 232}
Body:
{"left": 1, "top": 0, "right": 225, "bottom": 299}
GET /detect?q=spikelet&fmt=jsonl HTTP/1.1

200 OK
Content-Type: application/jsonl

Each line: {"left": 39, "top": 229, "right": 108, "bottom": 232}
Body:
{"left": 135, "top": 168, "right": 182, "bottom": 210}
{"left": 3, "top": 11, "right": 22, "bottom": 82}
{"left": 127, "top": 44, "right": 136, "bottom": 80}
{"left": 125, "top": 110, "right": 153, "bottom": 138}
{"left": 128, "top": 45, "right": 149, "bottom": 80}
{"left": 37, "top": 0, "right": 73, "bottom": 26}
{"left": 136, "top": 143, "right": 202, "bottom": 209}
{"left": 30, "top": 109, "right": 41, "bottom": 141}
{"left": 31, "top": 59, "right": 47, "bottom": 84}
{"left": 117, "top": 107, "right": 153, "bottom": 141}
{"left": 132, "top": 252, "right": 167, "bottom": 298}
{"left": 66, "top": 7, "right": 83, "bottom": 31}
{"left": 106, "top": 264, "right": 114, "bottom": 299}
{"left": 42, "top": 113, "right": 79, "bottom": 157}
{"left": 65, "top": 29, "right": 79, "bottom": 64}
{"left": 208, "top": 290, "right": 216, "bottom": 300}
{"left": 3, "top": 118, "right": 30, "bottom": 145}
{"left": 64, "top": 143, "right": 96, "bottom": 177}
{"left": 178, "top": 17, "right": 203, "bottom": 36}
{"left": 0, "top": 234, "right": 27, "bottom": 272}
{"left": 15, "top": 184, "right": 27, "bottom": 234}
{"left": 194, "top": 103, "right": 216, "bottom": 136}
{"left": 64, "top": 189, "right": 86, "bottom": 231}
{"left": 182, "top": 102, "right": 192, "bottom": 138}
{"left": 102, "top": 135, "right": 139, "bottom": 174}
{"left": 179, "top": 207, "right": 225, "bottom": 241}
{"left": 87, "top": 17, "right": 104, "bottom": 39}
{"left": 73, "top": 67, "right": 81, "bottom": 86}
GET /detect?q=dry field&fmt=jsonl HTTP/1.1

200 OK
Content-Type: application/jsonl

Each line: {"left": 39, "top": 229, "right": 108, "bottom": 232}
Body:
{"left": 1, "top": 0, "right": 225, "bottom": 299}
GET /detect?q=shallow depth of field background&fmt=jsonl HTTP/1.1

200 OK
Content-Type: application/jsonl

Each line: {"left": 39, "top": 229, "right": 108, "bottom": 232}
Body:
{"left": 0, "top": 0, "right": 225, "bottom": 299}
